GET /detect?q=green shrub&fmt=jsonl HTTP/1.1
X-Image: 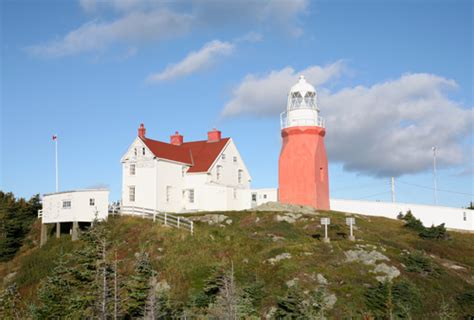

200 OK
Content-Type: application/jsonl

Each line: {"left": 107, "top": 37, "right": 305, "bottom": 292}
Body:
{"left": 403, "top": 251, "right": 440, "bottom": 276}
{"left": 419, "top": 223, "right": 450, "bottom": 240}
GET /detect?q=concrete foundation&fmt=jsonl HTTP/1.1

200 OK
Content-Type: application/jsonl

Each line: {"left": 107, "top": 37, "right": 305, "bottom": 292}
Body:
{"left": 56, "top": 222, "right": 60, "bottom": 238}
{"left": 40, "top": 223, "right": 48, "bottom": 247}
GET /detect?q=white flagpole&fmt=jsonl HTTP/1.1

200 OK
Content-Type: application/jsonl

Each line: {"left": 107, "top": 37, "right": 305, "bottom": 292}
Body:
{"left": 55, "top": 135, "right": 59, "bottom": 192}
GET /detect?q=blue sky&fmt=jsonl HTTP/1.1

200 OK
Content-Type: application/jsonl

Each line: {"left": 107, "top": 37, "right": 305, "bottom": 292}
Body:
{"left": 1, "top": 0, "right": 472, "bottom": 207}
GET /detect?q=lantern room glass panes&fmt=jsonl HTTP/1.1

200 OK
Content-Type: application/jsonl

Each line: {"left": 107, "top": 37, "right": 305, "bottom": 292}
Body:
{"left": 290, "top": 91, "right": 316, "bottom": 109}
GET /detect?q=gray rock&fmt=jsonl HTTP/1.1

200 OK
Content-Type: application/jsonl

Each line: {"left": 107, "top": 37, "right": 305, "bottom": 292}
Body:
{"left": 266, "top": 252, "right": 292, "bottom": 265}
{"left": 345, "top": 249, "right": 390, "bottom": 266}
{"left": 372, "top": 263, "right": 400, "bottom": 282}
{"left": 317, "top": 273, "right": 328, "bottom": 285}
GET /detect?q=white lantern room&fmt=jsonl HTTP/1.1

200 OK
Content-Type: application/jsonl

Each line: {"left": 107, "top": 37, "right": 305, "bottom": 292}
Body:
{"left": 280, "top": 75, "right": 325, "bottom": 129}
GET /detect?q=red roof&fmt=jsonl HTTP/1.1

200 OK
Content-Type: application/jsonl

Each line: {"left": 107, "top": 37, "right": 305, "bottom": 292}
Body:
{"left": 141, "top": 137, "right": 230, "bottom": 173}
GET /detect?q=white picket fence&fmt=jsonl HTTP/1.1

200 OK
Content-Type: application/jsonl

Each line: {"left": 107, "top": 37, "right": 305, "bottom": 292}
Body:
{"left": 111, "top": 205, "right": 194, "bottom": 235}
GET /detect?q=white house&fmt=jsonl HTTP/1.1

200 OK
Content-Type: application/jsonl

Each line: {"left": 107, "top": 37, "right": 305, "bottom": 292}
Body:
{"left": 121, "top": 124, "right": 260, "bottom": 213}
{"left": 39, "top": 189, "right": 110, "bottom": 245}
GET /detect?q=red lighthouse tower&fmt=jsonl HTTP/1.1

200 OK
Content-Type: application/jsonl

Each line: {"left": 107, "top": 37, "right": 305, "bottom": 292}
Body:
{"left": 278, "top": 75, "right": 330, "bottom": 210}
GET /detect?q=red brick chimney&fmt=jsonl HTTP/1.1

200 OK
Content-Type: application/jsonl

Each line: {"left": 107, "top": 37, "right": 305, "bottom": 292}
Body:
{"left": 170, "top": 131, "right": 183, "bottom": 146}
{"left": 207, "top": 128, "right": 221, "bottom": 142}
{"left": 138, "top": 123, "right": 146, "bottom": 139}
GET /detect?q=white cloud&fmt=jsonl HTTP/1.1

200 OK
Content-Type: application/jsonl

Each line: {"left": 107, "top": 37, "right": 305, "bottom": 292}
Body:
{"left": 221, "top": 61, "right": 345, "bottom": 117}
{"left": 29, "top": 0, "right": 307, "bottom": 57}
{"left": 147, "top": 40, "right": 234, "bottom": 82}
{"left": 221, "top": 66, "right": 473, "bottom": 177}
{"left": 27, "top": 10, "right": 193, "bottom": 57}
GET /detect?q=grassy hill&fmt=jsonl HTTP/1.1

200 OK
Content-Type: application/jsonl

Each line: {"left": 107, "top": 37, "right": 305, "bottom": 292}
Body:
{"left": 1, "top": 209, "right": 473, "bottom": 319}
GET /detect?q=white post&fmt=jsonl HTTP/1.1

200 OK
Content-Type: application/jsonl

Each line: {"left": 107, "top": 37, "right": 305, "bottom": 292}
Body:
{"left": 191, "top": 221, "right": 193, "bottom": 235}
{"left": 391, "top": 177, "right": 396, "bottom": 203}
{"left": 153, "top": 211, "right": 156, "bottom": 222}
{"left": 324, "top": 224, "right": 328, "bottom": 240}
{"left": 177, "top": 217, "right": 180, "bottom": 229}
{"left": 432, "top": 146, "right": 438, "bottom": 205}
{"left": 164, "top": 213, "right": 167, "bottom": 225}
{"left": 55, "top": 135, "right": 59, "bottom": 192}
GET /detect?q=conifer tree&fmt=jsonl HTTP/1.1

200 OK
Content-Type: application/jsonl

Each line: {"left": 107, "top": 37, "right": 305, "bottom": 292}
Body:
{"left": 123, "top": 250, "right": 153, "bottom": 318}
{"left": 0, "top": 284, "right": 27, "bottom": 320}
{"left": 34, "top": 253, "right": 72, "bottom": 319}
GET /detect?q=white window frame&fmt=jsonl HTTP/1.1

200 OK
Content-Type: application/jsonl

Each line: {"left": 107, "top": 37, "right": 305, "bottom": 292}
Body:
{"left": 62, "top": 200, "right": 71, "bottom": 209}
{"left": 129, "top": 186, "right": 135, "bottom": 202}
{"left": 216, "top": 165, "right": 223, "bottom": 181}
{"left": 238, "top": 169, "right": 243, "bottom": 184}
{"left": 233, "top": 156, "right": 238, "bottom": 163}
{"left": 142, "top": 147, "right": 146, "bottom": 156}
{"left": 89, "top": 198, "right": 95, "bottom": 206}
{"left": 221, "top": 153, "right": 226, "bottom": 160}
{"left": 188, "top": 189, "right": 195, "bottom": 203}
{"left": 130, "top": 163, "right": 136, "bottom": 175}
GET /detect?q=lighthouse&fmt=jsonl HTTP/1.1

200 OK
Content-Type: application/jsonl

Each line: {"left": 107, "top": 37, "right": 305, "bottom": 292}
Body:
{"left": 278, "top": 75, "right": 330, "bottom": 210}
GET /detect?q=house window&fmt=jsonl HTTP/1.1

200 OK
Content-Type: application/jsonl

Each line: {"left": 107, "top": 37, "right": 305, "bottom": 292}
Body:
{"left": 217, "top": 165, "right": 222, "bottom": 180}
{"left": 134, "top": 148, "right": 137, "bottom": 156}
{"left": 238, "top": 169, "right": 243, "bottom": 184}
{"left": 263, "top": 194, "right": 267, "bottom": 199}
{"left": 89, "top": 198, "right": 95, "bottom": 206}
{"left": 463, "top": 212, "right": 467, "bottom": 221}
{"left": 182, "top": 166, "right": 186, "bottom": 177}
{"left": 233, "top": 188, "right": 237, "bottom": 199}
{"left": 189, "top": 189, "right": 195, "bottom": 203}
{"left": 221, "top": 153, "right": 226, "bottom": 160}
{"left": 251, "top": 193, "right": 257, "bottom": 202}
{"left": 166, "top": 186, "right": 171, "bottom": 203}
{"left": 62, "top": 200, "right": 71, "bottom": 209}
{"left": 130, "top": 164, "right": 136, "bottom": 175}
{"left": 129, "top": 186, "right": 135, "bottom": 202}
{"left": 233, "top": 156, "right": 237, "bottom": 163}
{"left": 142, "top": 147, "right": 146, "bottom": 155}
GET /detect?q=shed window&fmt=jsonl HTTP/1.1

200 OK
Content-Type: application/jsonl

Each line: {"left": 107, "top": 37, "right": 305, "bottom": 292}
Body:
{"left": 129, "top": 186, "right": 135, "bottom": 202}
{"left": 62, "top": 200, "right": 71, "bottom": 209}
{"left": 89, "top": 198, "right": 95, "bottom": 206}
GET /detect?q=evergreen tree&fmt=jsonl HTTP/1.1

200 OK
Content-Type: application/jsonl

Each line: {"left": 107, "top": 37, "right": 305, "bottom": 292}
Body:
{"left": 0, "top": 284, "right": 27, "bottom": 320}
{"left": 0, "top": 192, "right": 41, "bottom": 261}
{"left": 123, "top": 250, "right": 154, "bottom": 318}
{"left": 34, "top": 253, "right": 72, "bottom": 319}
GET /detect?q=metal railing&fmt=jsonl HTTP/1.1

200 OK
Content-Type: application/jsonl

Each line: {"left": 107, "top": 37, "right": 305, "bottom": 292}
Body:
{"left": 111, "top": 205, "right": 194, "bottom": 235}
{"left": 280, "top": 111, "right": 325, "bottom": 129}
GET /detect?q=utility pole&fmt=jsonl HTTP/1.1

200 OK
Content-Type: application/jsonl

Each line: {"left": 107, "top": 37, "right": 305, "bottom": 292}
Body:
{"left": 391, "top": 177, "right": 396, "bottom": 203}
{"left": 432, "top": 146, "right": 438, "bottom": 205}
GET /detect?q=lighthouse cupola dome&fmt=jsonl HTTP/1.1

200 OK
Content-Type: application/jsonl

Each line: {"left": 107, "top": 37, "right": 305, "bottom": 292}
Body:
{"left": 288, "top": 75, "right": 318, "bottom": 110}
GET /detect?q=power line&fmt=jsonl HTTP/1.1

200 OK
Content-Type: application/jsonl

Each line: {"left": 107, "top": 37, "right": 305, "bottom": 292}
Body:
{"left": 398, "top": 180, "right": 473, "bottom": 196}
